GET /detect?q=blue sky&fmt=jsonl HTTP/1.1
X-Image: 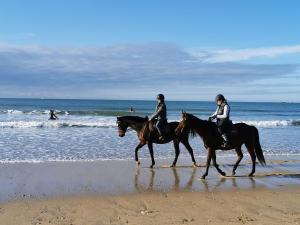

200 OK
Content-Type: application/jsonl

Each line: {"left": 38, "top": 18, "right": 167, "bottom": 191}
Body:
{"left": 0, "top": 0, "right": 300, "bottom": 101}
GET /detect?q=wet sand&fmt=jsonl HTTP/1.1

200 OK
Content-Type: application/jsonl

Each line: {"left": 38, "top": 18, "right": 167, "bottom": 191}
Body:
{"left": 0, "top": 155, "right": 300, "bottom": 224}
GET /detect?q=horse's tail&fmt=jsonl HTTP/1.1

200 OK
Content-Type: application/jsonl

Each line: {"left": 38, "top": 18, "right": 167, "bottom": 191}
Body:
{"left": 252, "top": 126, "right": 266, "bottom": 166}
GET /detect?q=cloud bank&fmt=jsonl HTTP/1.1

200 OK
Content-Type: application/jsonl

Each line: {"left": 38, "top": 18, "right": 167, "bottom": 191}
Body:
{"left": 0, "top": 42, "right": 299, "bottom": 101}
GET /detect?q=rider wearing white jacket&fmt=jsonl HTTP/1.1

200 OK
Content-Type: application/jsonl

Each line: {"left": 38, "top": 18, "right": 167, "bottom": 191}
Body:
{"left": 209, "top": 94, "right": 231, "bottom": 147}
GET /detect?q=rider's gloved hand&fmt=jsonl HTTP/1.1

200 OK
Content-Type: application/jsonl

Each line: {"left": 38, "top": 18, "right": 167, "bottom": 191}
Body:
{"left": 208, "top": 115, "right": 216, "bottom": 122}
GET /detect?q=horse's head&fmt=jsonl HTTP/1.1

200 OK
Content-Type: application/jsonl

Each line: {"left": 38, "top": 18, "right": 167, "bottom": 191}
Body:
{"left": 175, "top": 111, "right": 191, "bottom": 136}
{"left": 116, "top": 117, "right": 129, "bottom": 137}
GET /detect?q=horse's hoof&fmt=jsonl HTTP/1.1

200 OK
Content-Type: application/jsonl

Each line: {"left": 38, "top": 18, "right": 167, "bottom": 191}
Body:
{"left": 220, "top": 171, "right": 226, "bottom": 177}
{"left": 136, "top": 161, "right": 140, "bottom": 165}
{"left": 170, "top": 164, "right": 175, "bottom": 168}
{"left": 192, "top": 164, "right": 198, "bottom": 168}
{"left": 231, "top": 171, "right": 236, "bottom": 176}
{"left": 200, "top": 175, "right": 206, "bottom": 179}
{"left": 248, "top": 173, "right": 254, "bottom": 177}
{"left": 150, "top": 165, "right": 154, "bottom": 169}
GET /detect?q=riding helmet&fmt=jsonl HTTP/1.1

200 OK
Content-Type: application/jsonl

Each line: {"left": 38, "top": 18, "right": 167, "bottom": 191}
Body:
{"left": 157, "top": 94, "right": 165, "bottom": 100}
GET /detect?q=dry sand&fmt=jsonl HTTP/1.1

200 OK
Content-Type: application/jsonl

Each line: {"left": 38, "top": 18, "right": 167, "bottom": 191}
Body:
{"left": 1, "top": 187, "right": 300, "bottom": 225}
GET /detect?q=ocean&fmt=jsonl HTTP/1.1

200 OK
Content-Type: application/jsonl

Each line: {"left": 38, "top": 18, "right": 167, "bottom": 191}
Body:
{"left": 0, "top": 98, "right": 299, "bottom": 163}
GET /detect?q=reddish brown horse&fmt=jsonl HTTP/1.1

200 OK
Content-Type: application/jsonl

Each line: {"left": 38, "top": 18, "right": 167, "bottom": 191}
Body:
{"left": 175, "top": 112, "right": 266, "bottom": 179}
{"left": 117, "top": 116, "right": 197, "bottom": 168}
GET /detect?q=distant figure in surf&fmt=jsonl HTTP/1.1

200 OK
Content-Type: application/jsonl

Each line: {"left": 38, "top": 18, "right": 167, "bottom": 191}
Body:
{"left": 49, "top": 109, "right": 58, "bottom": 120}
{"left": 149, "top": 94, "right": 167, "bottom": 141}
{"left": 129, "top": 107, "right": 135, "bottom": 112}
{"left": 208, "top": 94, "right": 231, "bottom": 147}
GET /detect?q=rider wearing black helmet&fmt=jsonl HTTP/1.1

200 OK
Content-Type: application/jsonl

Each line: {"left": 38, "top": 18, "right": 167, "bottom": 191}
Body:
{"left": 209, "top": 94, "right": 231, "bottom": 147}
{"left": 149, "top": 94, "right": 167, "bottom": 141}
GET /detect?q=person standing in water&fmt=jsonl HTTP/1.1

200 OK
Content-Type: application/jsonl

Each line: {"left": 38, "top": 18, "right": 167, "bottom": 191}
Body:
{"left": 49, "top": 109, "right": 58, "bottom": 120}
{"left": 149, "top": 94, "right": 167, "bottom": 141}
{"left": 129, "top": 107, "right": 135, "bottom": 112}
{"left": 209, "top": 94, "right": 231, "bottom": 147}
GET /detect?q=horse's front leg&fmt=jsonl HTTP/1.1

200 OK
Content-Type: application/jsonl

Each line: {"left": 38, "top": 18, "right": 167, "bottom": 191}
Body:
{"left": 147, "top": 142, "right": 155, "bottom": 168}
{"left": 171, "top": 140, "right": 180, "bottom": 167}
{"left": 201, "top": 148, "right": 213, "bottom": 179}
{"left": 135, "top": 142, "right": 146, "bottom": 165}
{"left": 211, "top": 150, "right": 226, "bottom": 177}
{"left": 181, "top": 140, "right": 197, "bottom": 167}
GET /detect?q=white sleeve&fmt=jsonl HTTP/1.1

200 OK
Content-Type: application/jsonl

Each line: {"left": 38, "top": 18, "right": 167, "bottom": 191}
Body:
{"left": 216, "top": 105, "right": 229, "bottom": 119}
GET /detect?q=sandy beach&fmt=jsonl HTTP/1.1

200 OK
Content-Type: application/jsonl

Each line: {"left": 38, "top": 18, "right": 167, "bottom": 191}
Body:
{"left": 1, "top": 187, "right": 300, "bottom": 225}
{"left": 0, "top": 156, "right": 300, "bottom": 225}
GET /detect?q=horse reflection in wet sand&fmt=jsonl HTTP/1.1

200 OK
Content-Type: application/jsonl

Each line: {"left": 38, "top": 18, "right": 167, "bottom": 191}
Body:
{"left": 134, "top": 167, "right": 257, "bottom": 192}
{"left": 175, "top": 112, "right": 266, "bottom": 179}
{"left": 134, "top": 168, "right": 197, "bottom": 192}
{"left": 117, "top": 116, "right": 197, "bottom": 168}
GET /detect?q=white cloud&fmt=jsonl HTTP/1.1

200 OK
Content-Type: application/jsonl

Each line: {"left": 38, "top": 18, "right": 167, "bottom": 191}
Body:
{"left": 189, "top": 44, "right": 300, "bottom": 63}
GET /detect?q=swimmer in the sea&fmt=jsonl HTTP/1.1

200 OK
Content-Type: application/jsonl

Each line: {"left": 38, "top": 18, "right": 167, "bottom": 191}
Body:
{"left": 49, "top": 109, "right": 58, "bottom": 120}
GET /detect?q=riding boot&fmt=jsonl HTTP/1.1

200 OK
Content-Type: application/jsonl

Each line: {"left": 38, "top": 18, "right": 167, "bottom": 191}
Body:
{"left": 157, "top": 129, "right": 165, "bottom": 141}
{"left": 221, "top": 134, "right": 229, "bottom": 147}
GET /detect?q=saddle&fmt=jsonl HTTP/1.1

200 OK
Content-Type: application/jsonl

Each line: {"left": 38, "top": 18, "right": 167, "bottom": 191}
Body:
{"left": 216, "top": 121, "right": 239, "bottom": 148}
{"left": 223, "top": 120, "right": 238, "bottom": 137}
{"left": 148, "top": 119, "right": 170, "bottom": 134}
{"left": 141, "top": 120, "right": 170, "bottom": 141}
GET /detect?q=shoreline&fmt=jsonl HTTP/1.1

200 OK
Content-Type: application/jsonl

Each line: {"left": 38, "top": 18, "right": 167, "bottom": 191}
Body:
{"left": 0, "top": 155, "right": 299, "bottom": 202}
{"left": 1, "top": 152, "right": 300, "bottom": 164}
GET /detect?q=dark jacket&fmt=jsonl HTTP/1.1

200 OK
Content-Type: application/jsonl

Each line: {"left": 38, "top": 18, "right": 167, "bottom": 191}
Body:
{"left": 150, "top": 102, "right": 167, "bottom": 121}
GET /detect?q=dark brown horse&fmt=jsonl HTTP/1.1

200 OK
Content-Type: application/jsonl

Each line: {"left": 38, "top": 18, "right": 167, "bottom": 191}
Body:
{"left": 175, "top": 112, "right": 266, "bottom": 179}
{"left": 116, "top": 116, "right": 197, "bottom": 168}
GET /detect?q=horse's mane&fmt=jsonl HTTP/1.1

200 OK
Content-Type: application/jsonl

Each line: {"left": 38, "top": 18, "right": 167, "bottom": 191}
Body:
{"left": 185, "top": 113, "right": 209, "bottom": 138}
{"left": 118, "top": 116, "right": 148, "bottom": 123}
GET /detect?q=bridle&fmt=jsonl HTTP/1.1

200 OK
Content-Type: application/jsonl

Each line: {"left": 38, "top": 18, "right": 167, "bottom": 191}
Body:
{"left": 116, "top": 120, "right": 133, "bottom": 136}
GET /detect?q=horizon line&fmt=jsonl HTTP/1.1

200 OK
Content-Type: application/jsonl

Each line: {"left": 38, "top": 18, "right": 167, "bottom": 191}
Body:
{"left": 0, "top": 97, "right": 298, "bottom": 104}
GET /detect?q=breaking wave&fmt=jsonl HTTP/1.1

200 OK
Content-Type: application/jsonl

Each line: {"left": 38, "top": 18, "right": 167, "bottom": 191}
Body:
{"left": 0, "top": 119, "right": 299, "bottom": 128}
{"left": 236, "top": 120, "right": 300, "bottom": 128}
{"left": 0, "top": 109, "right": 137, "bottom": 117}
{"left": 0, "top": 120, "right": 116, "bottom": 128}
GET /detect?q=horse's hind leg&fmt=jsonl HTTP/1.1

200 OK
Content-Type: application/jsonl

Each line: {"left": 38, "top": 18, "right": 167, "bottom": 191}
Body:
{"left": 211, "top": 150, "right": 226, "bottom": 177}
{"left": 171, "top": 140, "right": 180, "bottom": 167}
{"left": 147, "top": 142, "right": 155, "bottom": 168}
{"left": 246, "top": 143, "right": 256, "bottom": 177}
{"left": 232, "top": 146, "right": 243, "bottom": 176}
{"left": 135, "top": 142, "right": 146, "bottom": 165}
{"left": 182, "top": 140, "right": 197, "bottom": 167}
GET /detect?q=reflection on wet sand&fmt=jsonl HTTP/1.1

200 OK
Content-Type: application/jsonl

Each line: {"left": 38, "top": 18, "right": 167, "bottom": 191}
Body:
{"left": 134, "top": 167, "right": 259, "bottom": 192}
{"left": 0, "top": 157, "right": 299, "bottom": 202}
